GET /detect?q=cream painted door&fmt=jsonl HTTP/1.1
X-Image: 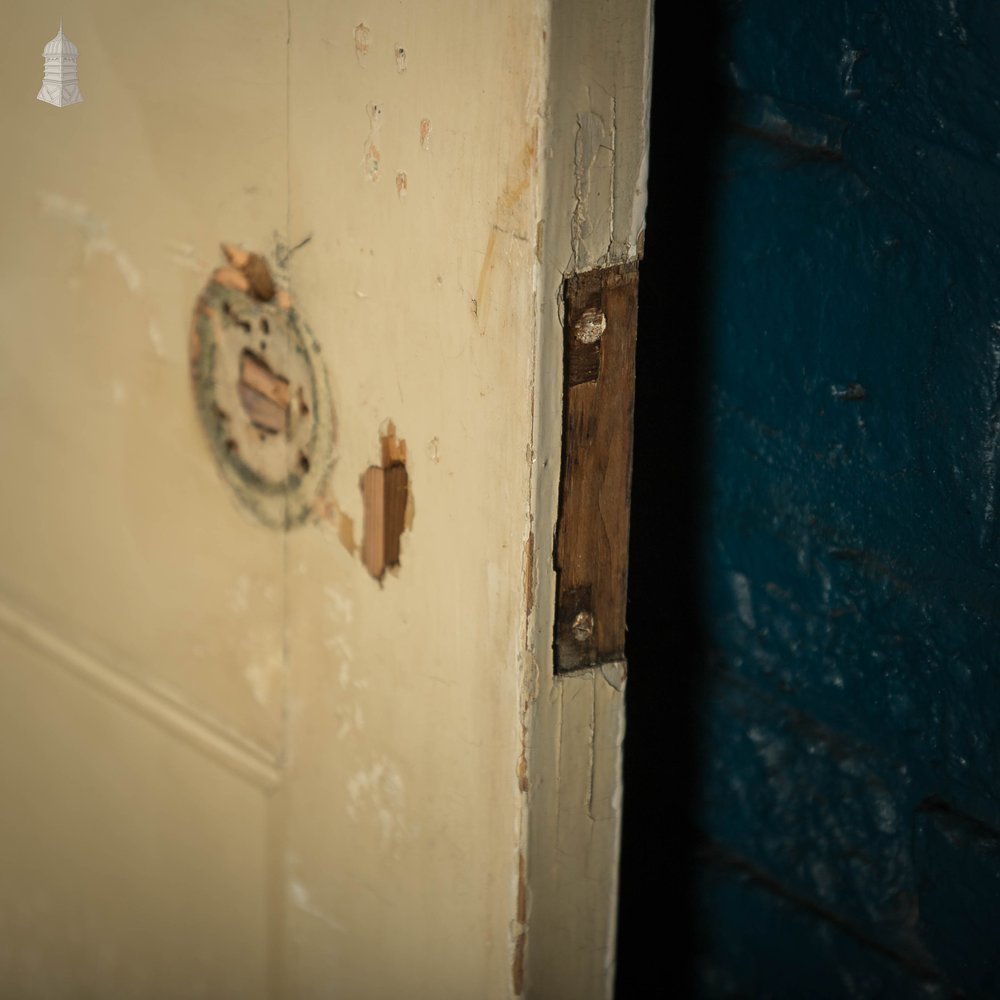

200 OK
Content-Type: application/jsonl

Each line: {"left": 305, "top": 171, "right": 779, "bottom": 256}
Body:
{"left": 0, "top": 2, "right": 651, "bottom": 998}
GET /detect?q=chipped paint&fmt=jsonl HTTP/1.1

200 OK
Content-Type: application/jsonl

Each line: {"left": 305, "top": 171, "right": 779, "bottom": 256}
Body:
{"left": 516, "top": 737, "right": 530, "bottom": 795}
{"left": 323, "top": 585, "right": 353, "bottom": 625}
{"left": 189, "top": 246, "right": 337, "bottom": 529}
{"left": 363, "top": 142, "right": 381, "bottom": 181}
{"left": 360, "top": 421, "right": 411, "bottom": 582}
{"left": 335, "top": 703, "right": 365, "bottom": 741}
{"left": 321, "top": 632, "right": 352, "bottom": 662}
{"left": 337, "top": 509, "right": 357, "bottom": 555}
{"left": 0, "top": 0, "right": 656, "bottom": 995}
{"left": 345, "top": 757, "right": 412, "bottom": 854}
{"left": 353, "top": 23, "right": 371, "bottom": 65}
{"left": 599, "top": 661, "right": 626, "bottom": 693}
{"left": 39, "top": 192, "right": 143, "bottom": 294}
{"left": 571, "top": 111, "right": 610, "bottom": 265}
{"left": 289, "top": 879, "right": 344, "bottom": 933}
{"left": 527, "top": 1, "right": 652, "bottom": 994}
{"left": 363, "top": 103, "right": 384, "bottom": 182}
{"left": 244, "top": 650, "right": 282, "bottom": 707}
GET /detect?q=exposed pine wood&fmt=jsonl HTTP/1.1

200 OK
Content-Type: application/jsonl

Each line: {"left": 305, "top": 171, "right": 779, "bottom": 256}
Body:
{"left": 360, "top": 463, "right": 409, "bottom": 582}
{"left": 361, "top": 466, "right": 386, "bottom": 579}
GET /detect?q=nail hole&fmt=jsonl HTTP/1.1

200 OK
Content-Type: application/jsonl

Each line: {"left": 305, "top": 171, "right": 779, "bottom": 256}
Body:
{"left": 573, "top": 308, "right": 606, "bottom": 344}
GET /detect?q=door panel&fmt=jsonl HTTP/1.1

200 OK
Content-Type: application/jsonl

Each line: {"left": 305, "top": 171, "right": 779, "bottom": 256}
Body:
{"left": 0, "top": 626, "right": 270, "bottom": 998}
{"left": 0, "top": 0, "right": 289, "bottom": 757}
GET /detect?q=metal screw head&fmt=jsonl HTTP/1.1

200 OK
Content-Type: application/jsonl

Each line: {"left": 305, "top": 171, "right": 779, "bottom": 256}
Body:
{"left": 571, "top": 610, "right": 594, "bottom": 642}
{"left": 573, "top": 308, "right": 606, "bottom": 344}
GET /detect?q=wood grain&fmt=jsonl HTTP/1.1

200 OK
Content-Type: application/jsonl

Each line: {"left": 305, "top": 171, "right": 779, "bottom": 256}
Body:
{"left": 554, "top": 262, "right": 639, "bottom": 672}
{"left": 361, "top": 463, "right": 409, "bottom": 582}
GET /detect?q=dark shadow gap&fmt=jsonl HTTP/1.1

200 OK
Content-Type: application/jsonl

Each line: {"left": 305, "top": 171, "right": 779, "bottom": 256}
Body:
{"left": 616, "top": 4, "right": 726, "bottom": 997}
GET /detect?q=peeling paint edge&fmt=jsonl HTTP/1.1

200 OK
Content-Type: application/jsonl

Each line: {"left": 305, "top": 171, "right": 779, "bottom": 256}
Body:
{"left": 627, "top": 7, "right": 654, "bottom": 258}
{"left": 523, "top": 0, "right": 651, "bottom": 995}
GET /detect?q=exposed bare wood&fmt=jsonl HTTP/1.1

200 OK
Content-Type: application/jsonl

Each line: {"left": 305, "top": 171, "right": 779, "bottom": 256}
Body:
{"left": 240, "top": 351, "right": 291, "bottom": 410}
{"left": 554, "top": 261, "right": 640, "bottom": 672}
{"left": 360, "top": 459, "right": 409, "bottom": 582}
{"left": 244, "top": 253, "right": 276, "bottom": 302}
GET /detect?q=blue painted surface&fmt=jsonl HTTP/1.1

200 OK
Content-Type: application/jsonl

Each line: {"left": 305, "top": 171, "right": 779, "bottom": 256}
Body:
{"left": 701, "top": 2, "right": 1000, "bottom": 995}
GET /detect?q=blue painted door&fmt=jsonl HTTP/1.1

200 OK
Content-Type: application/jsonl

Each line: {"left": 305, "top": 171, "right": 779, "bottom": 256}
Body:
{"left": 700, "top": 1, "right": 1000, "bottom": 996}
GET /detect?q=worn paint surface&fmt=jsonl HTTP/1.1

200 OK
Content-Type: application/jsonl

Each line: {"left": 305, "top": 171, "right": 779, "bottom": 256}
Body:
{"left": 0, "top": 0, "right": 534, "bottom": 997}
{"left": 283, "top": 3, "right": 547, "bottom": 993}
{"left": 189, "top": 247, "right": 336, "bottom": 529}
{"left": 0, "top": 1, "right": 651, "bottom": 997}
{"left": 702, "top": 1, "right": 1000, "bottom": 995}
{"left": 526, "top": 0, "right": 652, "bottom": 997}
{"left": 359, "top": 421, "right": 410, "bottom": 582}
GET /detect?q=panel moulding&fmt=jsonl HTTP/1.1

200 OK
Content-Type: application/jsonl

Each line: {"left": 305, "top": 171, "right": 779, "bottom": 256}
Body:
{"left": 0, "top": 592, "right": 283, "bottom": 791}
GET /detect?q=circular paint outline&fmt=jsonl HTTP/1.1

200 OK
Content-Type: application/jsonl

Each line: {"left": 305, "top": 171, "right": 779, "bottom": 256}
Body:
{"left": 190, "top": 279, "right": 336, "bottom": 529}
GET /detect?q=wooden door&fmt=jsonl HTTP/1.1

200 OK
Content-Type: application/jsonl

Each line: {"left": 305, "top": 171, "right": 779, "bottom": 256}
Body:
{"left": 0, "top": 2, "right": 652, "bottom": 997}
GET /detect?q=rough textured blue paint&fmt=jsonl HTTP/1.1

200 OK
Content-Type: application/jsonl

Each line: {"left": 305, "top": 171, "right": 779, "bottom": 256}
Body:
{"left": 915, "top": 801, "right": 1000, "bottom": 994}
{"left": 702, "top": 1, "right": 1000, "bottom": 994}
{"left": 701, "top": 865, "right": 944, "bottom": 999}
